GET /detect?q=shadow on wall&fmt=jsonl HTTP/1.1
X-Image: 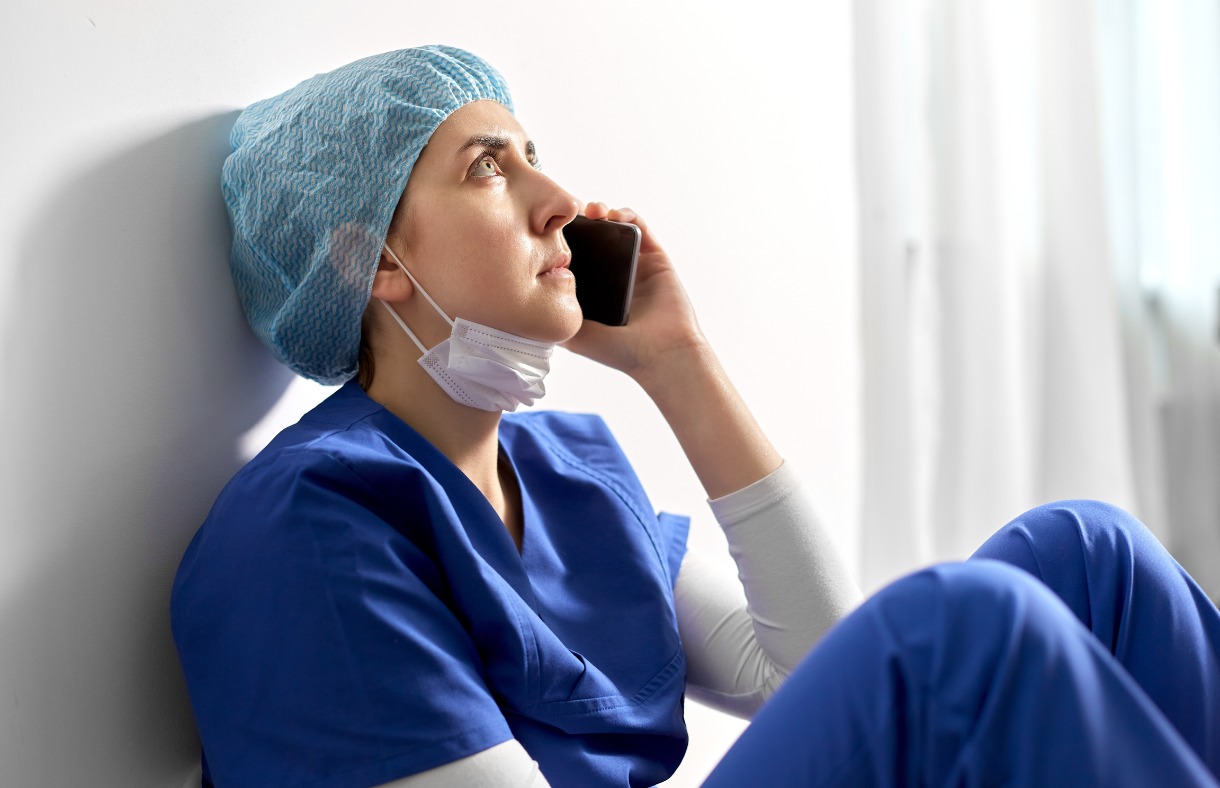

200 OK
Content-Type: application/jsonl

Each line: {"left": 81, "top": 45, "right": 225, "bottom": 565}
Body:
{"left": 0, "top": 113, "right": 293, "bottom": 787}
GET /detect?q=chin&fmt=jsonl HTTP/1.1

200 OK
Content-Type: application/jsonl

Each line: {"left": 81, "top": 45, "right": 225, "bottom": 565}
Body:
{"left": 557, "top": 315, "right": 585, "bottom": 342}
{"left": 528, "top": 297, "right": 584, "bottom": 343}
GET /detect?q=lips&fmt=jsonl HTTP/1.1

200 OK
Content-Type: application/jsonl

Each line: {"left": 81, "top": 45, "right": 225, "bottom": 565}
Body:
{"left": 538, "top": 252, "right": 572, "bottom": 277}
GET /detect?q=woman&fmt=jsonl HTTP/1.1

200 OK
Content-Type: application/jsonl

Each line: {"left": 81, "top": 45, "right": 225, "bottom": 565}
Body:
{"left": 172, "top": 47, "right": 1220, "bottom": 788}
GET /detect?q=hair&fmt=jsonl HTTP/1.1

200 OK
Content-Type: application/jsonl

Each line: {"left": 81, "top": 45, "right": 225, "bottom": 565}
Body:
{"left": 357, "top": 188, "right": 413, "bottom": 392}
{"left": 357, "top": 319, "right": 376, "bottom": 391}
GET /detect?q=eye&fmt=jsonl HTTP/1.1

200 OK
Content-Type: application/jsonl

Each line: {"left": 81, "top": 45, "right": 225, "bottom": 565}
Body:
{"left": 471, "top": 154, "right": 500, "bottom": 178}
{"left": 526, "top": 141, "right": 541, "bottom": 171}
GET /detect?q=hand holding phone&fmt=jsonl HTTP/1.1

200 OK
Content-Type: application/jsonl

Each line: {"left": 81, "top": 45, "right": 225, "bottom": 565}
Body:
{"left": 563, "top": 215, "right": 642, "bottom": 326}
{"left": 561, "top": 203, "right": 703, "bottom": 383}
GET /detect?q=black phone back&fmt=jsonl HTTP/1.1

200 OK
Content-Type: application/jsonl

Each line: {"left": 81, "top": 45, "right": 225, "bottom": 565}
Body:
{"left": 563, "top": 216, "right": 641, "bottom": 326}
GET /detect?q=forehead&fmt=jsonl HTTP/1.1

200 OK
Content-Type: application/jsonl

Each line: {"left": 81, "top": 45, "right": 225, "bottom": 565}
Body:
{"left": 428, "top": 99, "right": 527, "bottom": 149}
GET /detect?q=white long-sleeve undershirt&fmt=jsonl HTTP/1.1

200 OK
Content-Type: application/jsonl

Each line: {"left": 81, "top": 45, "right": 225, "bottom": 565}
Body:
{"left": 377, "top": 461, "right": 863, "bottom": 788}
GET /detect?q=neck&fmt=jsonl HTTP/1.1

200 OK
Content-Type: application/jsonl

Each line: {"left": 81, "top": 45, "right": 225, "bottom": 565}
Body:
{"left": 364, "top": 327, "right": 524, "bottom": 551}
{"left": 368, "top": 354, "right": 503, "bottom": 489}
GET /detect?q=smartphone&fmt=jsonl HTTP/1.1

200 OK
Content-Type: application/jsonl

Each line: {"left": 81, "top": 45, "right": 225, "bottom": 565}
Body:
{"left": 563, "top": 215, "right": 642, "bottom": 327}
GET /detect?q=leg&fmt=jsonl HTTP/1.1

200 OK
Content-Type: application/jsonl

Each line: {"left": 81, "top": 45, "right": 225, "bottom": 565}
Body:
{"left": 972, "top": 500, "right": 1220, "bottom": 772}
{"left": 700, "top": 561, "right": 1216, "bottom": 788}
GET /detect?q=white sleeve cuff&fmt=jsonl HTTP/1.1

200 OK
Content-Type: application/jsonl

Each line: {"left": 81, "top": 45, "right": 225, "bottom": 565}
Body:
{"left": 708, "top": 460, "right": 804, "bottom": 525}
{"left": 375, "top": 739, "right": 550, "bottom": 788}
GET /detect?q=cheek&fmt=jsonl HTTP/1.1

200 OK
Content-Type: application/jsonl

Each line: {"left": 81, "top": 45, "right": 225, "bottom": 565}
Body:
{"left": 437, "top": 211, "right": 538, "bottom": 321}
{"left": 410, "top": 196, "right": 574, "bottom": 339}
{"left": 415, "top": 204, "right": 521, "bottom": 291}
{"left": 465, "top": 216, "right": 532, "bottom": 295}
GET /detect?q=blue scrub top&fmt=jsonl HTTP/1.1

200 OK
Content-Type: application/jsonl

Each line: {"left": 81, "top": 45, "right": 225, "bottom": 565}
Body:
{"left": 171, "top": 381, "right": 690, "bottom": 788}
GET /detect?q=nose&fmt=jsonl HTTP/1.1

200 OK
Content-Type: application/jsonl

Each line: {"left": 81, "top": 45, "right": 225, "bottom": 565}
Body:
{"left": 529, "top": 170, "right": 582, "bottom": 238}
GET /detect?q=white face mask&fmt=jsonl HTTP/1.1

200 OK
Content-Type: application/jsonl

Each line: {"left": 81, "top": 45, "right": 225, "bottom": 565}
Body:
{"left": 377, "top": 245, "right": 555, "bottom": 412}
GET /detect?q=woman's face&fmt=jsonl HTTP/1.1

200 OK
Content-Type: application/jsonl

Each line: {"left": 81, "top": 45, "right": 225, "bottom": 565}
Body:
{"left": 386, "top": 99, "right": 583, "bottom": 344}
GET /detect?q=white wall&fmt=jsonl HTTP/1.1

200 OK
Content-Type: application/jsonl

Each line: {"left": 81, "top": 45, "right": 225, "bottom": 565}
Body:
{"left": 0, "top": 2, "right": 858, "bottom": 786}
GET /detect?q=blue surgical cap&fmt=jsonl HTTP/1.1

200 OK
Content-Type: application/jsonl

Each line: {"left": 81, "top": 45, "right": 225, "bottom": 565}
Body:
{"left": 222, "top": 46, "right": 514, "bottom": 384}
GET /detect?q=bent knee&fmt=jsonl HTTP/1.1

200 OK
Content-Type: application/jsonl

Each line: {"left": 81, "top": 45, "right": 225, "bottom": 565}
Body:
{"left": 975, "top": 499, "right": 1159, "bottom": 569}
{"left": 878, "top": 559, "right": 1043, "bottom": 602}
{"left": 926, "top": 560, "right": 1055, "bottom": 609}
{"left": 853, "top": 561, "right": 1082, "bottom": 686}
{"left": 1021, "top": 499, "right": 1147, "bottom": 543}
{"left": 873, "top": 560, "right": 1067, "bottom": 639}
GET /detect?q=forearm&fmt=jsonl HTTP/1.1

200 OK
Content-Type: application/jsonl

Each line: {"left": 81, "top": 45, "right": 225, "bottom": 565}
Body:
{"left": 633, "top": 341, "right": 781, "bottom": 500}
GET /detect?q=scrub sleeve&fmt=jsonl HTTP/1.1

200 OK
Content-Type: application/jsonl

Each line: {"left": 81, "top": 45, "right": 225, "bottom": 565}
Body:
{"left": 178, "top": 455, "right": 514, "bottom": 788}
{"left": 701, "top": 500, "right": 1220, "bottom": 788}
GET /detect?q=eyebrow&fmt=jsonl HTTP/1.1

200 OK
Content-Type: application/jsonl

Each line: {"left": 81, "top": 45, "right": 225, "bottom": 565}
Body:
{"left": 457, "top": 134, "right": 512, "bottom": 155}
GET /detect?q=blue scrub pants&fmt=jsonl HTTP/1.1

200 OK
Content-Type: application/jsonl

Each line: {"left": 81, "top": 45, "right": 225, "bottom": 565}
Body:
{"left": 701, "top": 500, "right": 1220, "bottom": 788}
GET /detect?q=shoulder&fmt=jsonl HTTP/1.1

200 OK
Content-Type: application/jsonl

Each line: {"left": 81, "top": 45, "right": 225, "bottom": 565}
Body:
{"left": 211, "top": 427, "right": 398, "bottom": 539}
{"left": 176, "top": 390, "right": 435, "bottom": 600}
{"left": 505, "top": 410, "right": 614, "bottom": 444}
{"left": 500, "top": 411, "right": 655, "bottom": 514}
{"left": 231, "top": 384, "right": 425, "bottom": 510}
{"left": 502, "top": 411, "right": 629, "bottom": 469}
{"left": 177, "top": 421, "right": 408, "bottom": 586}
{"left": 171, "top": 406, "right": 453, "bottom": 665}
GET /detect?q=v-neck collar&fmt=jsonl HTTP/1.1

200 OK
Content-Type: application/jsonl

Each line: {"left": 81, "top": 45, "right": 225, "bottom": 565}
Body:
{"left": 496, "top": 427, "right": 542, "bottom": 571}
{"left": 342, "top": 382, "right": 540, "bottom": 612}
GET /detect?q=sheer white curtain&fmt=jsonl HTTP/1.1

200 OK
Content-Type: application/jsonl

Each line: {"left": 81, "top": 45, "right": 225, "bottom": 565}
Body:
{"left": 853, "top": 0, "right": 1220, "bottom": 596}
{"left": 1095, "top": 0, "right": 1220, "bottom": 597}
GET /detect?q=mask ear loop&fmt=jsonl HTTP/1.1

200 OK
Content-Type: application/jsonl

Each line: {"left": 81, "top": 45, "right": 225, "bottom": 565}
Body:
{"left": 381, "top": 244, "right": 454, "bottom": 326}
{"left": 379, "top": 298, "right": 429, "bottom": 355}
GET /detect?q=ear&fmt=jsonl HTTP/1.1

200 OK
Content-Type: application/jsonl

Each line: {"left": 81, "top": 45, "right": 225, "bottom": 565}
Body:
{"left": 369, "top": 248, "right": 414, "bottom": 303}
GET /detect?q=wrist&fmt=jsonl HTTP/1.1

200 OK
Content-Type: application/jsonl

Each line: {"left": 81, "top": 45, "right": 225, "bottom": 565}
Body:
{"left": 630, "top": 337, "right": 720, "bottom": 403}
{"left": 632, "top": 337, "right": 782, "bottom": 499}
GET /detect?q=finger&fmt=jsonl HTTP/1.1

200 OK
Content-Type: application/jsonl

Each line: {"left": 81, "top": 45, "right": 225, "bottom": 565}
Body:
{"left": 584, "top": 201, "right": 609, "bottom": 220}
{"left": 606, "top": 206, "right": 662, "bottom": 253}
